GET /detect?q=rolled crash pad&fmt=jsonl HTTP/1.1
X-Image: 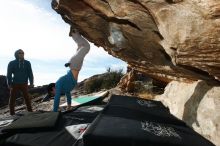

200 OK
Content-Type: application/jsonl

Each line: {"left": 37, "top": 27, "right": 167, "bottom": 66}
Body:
{"left": 2, "top": 111, "right": 60, "bottom": 133}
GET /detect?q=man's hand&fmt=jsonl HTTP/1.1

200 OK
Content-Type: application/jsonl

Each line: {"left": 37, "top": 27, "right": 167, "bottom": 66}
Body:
{"left": 29, "top": 84, "right": 34, "bottom": 88}
{"left": 8, "top": 85, "right": 12, "bottom": 91}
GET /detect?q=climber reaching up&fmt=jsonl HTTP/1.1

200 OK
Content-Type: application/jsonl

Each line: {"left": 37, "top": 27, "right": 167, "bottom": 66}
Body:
{"left": 52, "top": 27, "right": 90, "bottom": 112}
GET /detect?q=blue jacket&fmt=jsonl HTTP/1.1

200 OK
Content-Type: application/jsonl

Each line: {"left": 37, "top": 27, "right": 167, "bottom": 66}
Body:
{"left": 7, "top": 50, "right": 34, "bottom": 86}
{"left": 53, "top": 70, "right": 77, "bottom": 112}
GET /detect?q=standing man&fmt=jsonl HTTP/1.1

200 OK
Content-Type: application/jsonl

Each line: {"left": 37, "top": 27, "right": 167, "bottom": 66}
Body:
{"left": 7, "top": 49, "right": 34, "bottom": 115}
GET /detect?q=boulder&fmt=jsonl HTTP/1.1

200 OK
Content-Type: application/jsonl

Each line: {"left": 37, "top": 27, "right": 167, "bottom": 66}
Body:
{"left": 0, "top": 75, "right": 9, "bottom": 108}
{"left": 52, "top": 0, "right": 220, "bottom": 83}
{"left": 156, "top": 81, "right": 220, "bottom": 146}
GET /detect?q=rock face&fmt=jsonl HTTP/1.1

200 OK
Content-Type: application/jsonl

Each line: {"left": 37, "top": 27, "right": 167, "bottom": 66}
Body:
{"left": 156, "top": 81, "right": 220, "bottom": 146}
{"left": 52, "top": 0, "right": 220, "bottom": 83}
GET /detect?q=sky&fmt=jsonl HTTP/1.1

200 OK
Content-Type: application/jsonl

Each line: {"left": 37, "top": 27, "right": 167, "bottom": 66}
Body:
{"left": 0, "top": 0, "right": 127, "bottom": 86}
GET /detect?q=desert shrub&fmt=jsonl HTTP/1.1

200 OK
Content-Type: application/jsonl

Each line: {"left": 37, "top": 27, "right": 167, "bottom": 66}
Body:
{"left": 84, "top": 77, "right": 103, "bottom": 93}
{"left": 84, "top": 67, "right": 124, "bottom": 93}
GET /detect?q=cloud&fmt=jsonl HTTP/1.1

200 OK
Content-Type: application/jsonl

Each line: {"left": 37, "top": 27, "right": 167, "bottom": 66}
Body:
{"left": 0, "top": 0, "right": 72, "bottom": 60}
{"left": 0, "top": 0, "right": 127, "bottom": 86}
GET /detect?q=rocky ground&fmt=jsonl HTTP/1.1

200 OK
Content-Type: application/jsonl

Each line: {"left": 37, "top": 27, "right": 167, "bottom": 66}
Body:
{"left": 0, "top": 86, "right": 159, "bottom": 119}
{"left": 0, "top": 87, "right": 143, "bottom": 119}
{"left": 0, "top": 72, "right": 163, "bottom": 119}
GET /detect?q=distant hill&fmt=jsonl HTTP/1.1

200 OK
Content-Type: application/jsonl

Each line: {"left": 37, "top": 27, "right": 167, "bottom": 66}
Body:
{"left": 0, "top": 69, "right": 124, "bottom": 110}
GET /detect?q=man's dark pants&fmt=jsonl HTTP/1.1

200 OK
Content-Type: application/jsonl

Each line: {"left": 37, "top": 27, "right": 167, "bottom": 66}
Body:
{"left": 9, "top": 83, "right": 32, "bottom": 115}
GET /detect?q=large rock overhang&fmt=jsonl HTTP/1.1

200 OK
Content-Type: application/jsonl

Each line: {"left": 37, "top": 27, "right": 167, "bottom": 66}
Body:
{"left": 52, "top": 0, "right": 220, "bottom": 84}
